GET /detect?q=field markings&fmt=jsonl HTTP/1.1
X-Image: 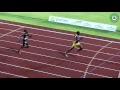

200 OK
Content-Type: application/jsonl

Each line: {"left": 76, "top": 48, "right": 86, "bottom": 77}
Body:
{"left": 0, "top": 27, "right": 23, "bottom": 39}
{"left": 1, "top": 33, "right": 120, "bottom": 59}
{"left": 0, "top": 22, "right": 120, "bottom": 78}
{"left": 1, "top": 27, "right": 120, "bottom": 57}
{"left": 83, "top": 42, "right": 113, "bottom": 78}
{"left": 0, "top": 61, "right": 70, "bottom": 78}
{"left": 0, "top": 71, "right": 28, "bottom": 78}
{"left": 0, "top": 44, "right": 119, "bottom": 73}
{"left": 0, "top": 21, "right": 120, "bottom": 44}
{"left": 0, "top": 51, "right": 113, "bottom": 78}
{"left": 0, "top": 38, "right": 120, "bottom": 65}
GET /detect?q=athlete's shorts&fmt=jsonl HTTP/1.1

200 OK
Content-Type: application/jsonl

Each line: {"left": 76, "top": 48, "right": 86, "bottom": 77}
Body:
{"left": 23, "top": 40, "right": 27, "bottom": 44}
{"left": 72, "top": 41, "right": 81, "bottom": 48}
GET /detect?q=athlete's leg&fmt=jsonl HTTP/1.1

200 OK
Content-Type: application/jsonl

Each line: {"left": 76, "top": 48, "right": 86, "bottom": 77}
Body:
{"left": 24, "top": 40, "right": 29, "bottom": 48}
{"left": 25, "top": 43, "right": 29, "bottom": 48}
{"left": 18, "top": 40, "right": 25, "bottom": 54}
{"left": 65, "top": 47, "right": 75, "bottom": 57}
{"left": 65, "top": 42, "right": 76, "bottom": 57}
{"left": 77, "top": 44, "right": 83, "bottom": 52}
{"left": 66, "top": 46, "right": 74, "bottom": 54}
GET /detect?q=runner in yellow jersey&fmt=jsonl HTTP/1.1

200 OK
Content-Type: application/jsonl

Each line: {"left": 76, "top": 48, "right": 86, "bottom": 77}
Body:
{"left": 65, "top": 31, "right": 83, "bottom": 57}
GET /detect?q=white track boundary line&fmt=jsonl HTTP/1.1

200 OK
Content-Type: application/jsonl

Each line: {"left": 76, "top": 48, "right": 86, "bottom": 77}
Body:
{"left": 1, "top": 38, "right": 120, "bottom": 65}
{"left": 83, "top": 42, "right": 113, "bottom": 78}
{"left": 118, "top": 70, "right": 120, "bottom": 78}
{"left": 0, "top": 27, "right": 116, "bottom": 48}
{"left": 0, "top": 38, "right": 120, "bottom": 65}
{"left": 0, "top": 21, "right": 120, "bottom": 44}
{"left": 0, "top": 71, "right": 28, "bottom": 78}
{"left": 0, "top": 53, "right": 112, "bottom": 78}
{"left": 0, "top": 61, "right": 70, "bottom": 78}
{"left": 0, "top": 45, "right": 119, "bottom": 73}
{"left": 0, "top": 27, "right": 23, "bottom": 38}
{"left": 2, "top": 34, "right": 120, "bottom": 58}
{"left": 1, "top": 27, "right": 120, "bottom": 55}
{"left": 0, "top": 22, "right": 118, "bottom": 77}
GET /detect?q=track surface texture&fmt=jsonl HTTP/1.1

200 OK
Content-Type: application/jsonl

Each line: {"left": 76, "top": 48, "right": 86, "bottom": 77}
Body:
{"left": 0, "top": 20, "right": 120, "bottom": 78}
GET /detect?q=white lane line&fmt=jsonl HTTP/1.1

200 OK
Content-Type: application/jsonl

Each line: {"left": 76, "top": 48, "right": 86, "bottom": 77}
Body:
{"left": 0, "top": 27, "right": 23, "bottom": 38}
{"left": 83, "top": 42, "right": 113, "bottom": 78}
{"left": 2, "top": 34, "right": 120, "bottom": 58}
{"left": 0, "top": 71, "right": 28, "bottom": 78}
{"left": 0, "top": 26, "right": 119, "bottom": 77}
{"left": 0, "top": 34, "right": 99, "bottom": 53}
{"left": 0, "top": 21, "right": 120, "bottom": 44}
{"left": 0, "top": 28, "right": 120, "bottom": 56}
{"left": 1, "top": 27, "right": 120, "bottom": 54}
{"left": 0, "top": 61, "right": 70, "bottom": 78}
{"left": 0, "top": 53, "right": 85, "bottom": 73}
{"left": 0, "top": 28, "right": 114, "bottom": 47}
{"left": 1, "top": 39, "right": 120, "bottom": 65}
{"left": 0, "top": 52, "right": 112, "bottom": 78}
{"left": 0, "top": 38, "right": 120, "bottom": 65}
{"left": 0, "top": 45, "right": 119, "bottom": 73}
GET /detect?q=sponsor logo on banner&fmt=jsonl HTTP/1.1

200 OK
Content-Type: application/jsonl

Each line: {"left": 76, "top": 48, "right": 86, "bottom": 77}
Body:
{"left": 51, "top": 16, "right": 55, "bottom": 21}
{"left": 110, "top": 13, "right": 119, "bottom": 23}
{"left": 49, "top": 16, "right": 117, "bottom": 32}
{"left": 56, "top": 17, "right": 68, "bottom": 23}
{"left": 72, "top": 20, "right": 82, "bottom": 25}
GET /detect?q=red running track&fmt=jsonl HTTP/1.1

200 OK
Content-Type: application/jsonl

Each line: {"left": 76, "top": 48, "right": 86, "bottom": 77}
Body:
{"left": 0, "top": 20, "right": 120, "bottom": 78}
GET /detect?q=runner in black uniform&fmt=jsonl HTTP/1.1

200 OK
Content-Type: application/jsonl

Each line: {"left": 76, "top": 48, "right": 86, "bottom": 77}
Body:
{"left": 18, "top": 29, "right": 32, "bottom": 54}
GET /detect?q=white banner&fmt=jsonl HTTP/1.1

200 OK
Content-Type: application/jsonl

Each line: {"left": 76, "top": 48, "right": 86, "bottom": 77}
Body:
{"left": 48, "top": 16, "right": 117, "bottom": 32}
